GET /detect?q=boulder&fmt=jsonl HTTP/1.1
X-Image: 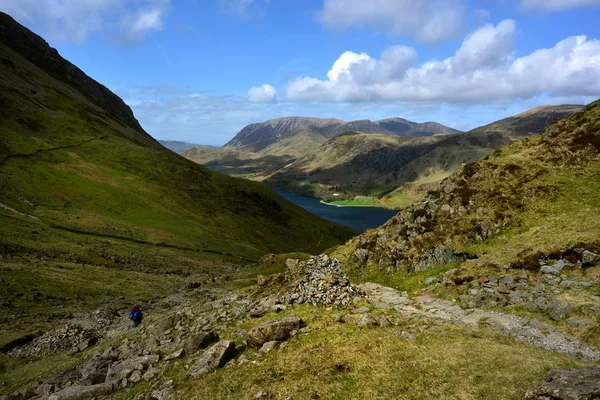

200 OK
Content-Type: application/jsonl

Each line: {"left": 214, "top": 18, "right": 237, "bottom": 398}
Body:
{"left": 526, "top": 367, "right": 600, "bottom": 399}
{"left": 184, "top": 331, "right": 218, "bottom": 355}
{"left": 356, "top": 314, "right": 377, "bottom": 327}
{"left": 259, "top": 341, "right": 279, "bottom": 353}
{"left": 582, "top": 250, "right": 600, "bottom": 266}
{"left": 247, "top": 317, "right": 305, "bottom": 347}
{"left": 548, "top": 300, "right": 573, "bottom": 320}
{"left": 188, "top": 340, "right": 236, "bottom": 378}
{"left": 48, "top": 381, "right": 119, "bottom": 400}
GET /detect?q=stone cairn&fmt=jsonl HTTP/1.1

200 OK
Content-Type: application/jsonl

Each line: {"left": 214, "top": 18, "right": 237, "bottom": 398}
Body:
{"left": 282, "top": 255, "right": 360, "bottom": 307}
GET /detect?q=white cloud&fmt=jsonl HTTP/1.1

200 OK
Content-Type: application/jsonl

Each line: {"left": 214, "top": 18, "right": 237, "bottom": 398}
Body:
{"left": 521, "top": 0, "right": 600, "bottom": 12}
{"left": 248, "top": 84, "right": 277, "bottom": 103}
{"left": 285, "top": 20, "right": 600, "bottom": 104}
{"left": 315, "top": 0, "right": 464, "bottom": 43}
{"left": 0, "top": 0, "right": 170, "bottom": 43}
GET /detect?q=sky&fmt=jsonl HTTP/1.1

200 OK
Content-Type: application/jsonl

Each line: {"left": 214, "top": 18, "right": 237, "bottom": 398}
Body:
{"left": 1, "top": 0, "right": 600, "bottom": 146}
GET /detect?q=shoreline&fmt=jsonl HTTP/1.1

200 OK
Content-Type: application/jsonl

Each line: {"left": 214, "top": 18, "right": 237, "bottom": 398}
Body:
{"left": 319, "top": 199, "right": 399, "bottom": 210}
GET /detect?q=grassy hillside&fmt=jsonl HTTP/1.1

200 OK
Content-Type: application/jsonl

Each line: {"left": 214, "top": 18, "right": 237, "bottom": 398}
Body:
{"left": 265, "top": 132, "right": 488, "bottom": 207}
{"left": 0, "top": 13, "right": 354, "bottom": 346}
{"left": 183, "top": 128, "right": 327, "bottom": 180}
{"left": 265, "top": 106, "right": 582, "bottom": 208}
{"left": 332, "top": 99, "right": 600, "bottom": 279}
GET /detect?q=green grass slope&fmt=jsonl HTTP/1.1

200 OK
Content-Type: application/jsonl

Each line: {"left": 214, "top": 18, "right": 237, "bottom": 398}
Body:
{"left": 0, "top": 13, "right": 354, "bottom": 270}
{"left": 266, "top": 106, "right": 583, "bottom": 208}
{"left": 332, "top": 99, "right": 600, "bottom": 280}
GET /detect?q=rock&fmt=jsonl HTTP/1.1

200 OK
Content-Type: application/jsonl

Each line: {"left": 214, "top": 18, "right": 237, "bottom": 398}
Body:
{"left": 356, "top": 314, "right": 377, "bottom": 327}
{"left": 155, "top": 316, "right": 176, "bottom": 335}
{"left": 548, "top": 300, "right": 573, "bottom": 320}
{"left": 425, "top": 277, "right": 436, "bottom": 285}
{"left": 255, "top": 391, "right": 270, "bottom": 399}
{"left": 259, "top": 341, "right": 279, "bottom": 353}
{"left": 582, "top": 250, "right": 600, "bottom": 266}
{"left": 142, "top": 366, "right": 159, "bottom": 381}
{"left": 164, "top": 348, "right": 184, "bottom": 361}
{"left": 184, "top": 331, "right": 218, "bottom": 355}
{"left": 396, "top": 331, "right": 416, "bottom": 340}
{"left": 352, "top": 307, "right": 370, "bottom": 314}
{"left": 247, "top": 317, "right": 305, "bottom": 346}
{"left": 541, "top": 265, "right": 560, "bottom": 275}
{"left": 188, "top": 340, "right": 236, "bottom": 378}
{"left": 567, "top": 318, "right": 589, "bottom": 327}
{"left": 379, "top": 316, "right": 392, "bottom": 328}
{"left": 526, "top": 367, "right": 600, "bottom": 399}
{"left": 129, "top": 370, "right": 142, "bottom": 383}
{"left": 151, "top": 380, "right": 175, "bottom": 400}
{"left": 48, "top": 381, "right": 119, "bottom": 400}
{"left": 105, "top": 355, "right": 160, "bottom": 382}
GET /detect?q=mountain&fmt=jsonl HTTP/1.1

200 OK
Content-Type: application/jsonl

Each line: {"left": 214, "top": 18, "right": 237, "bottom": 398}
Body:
{"left": 469, "top": 105, "right": 583, "bottom": 139}
{"left": 0, "top": 12, "right": 354, "bottom": 269}
{"left": 265, "top": 105, "right": 583, "bottom": 207}
{"left": 188, "top": 116, "right": 463, "bottom": 185}
{"left": 158, "top": 140, "right": 213, "bottom": 154}
{"left": 224, "top": 116, "right": 462, "bottom": 153}
{"left": 224, "top": 117, "right": 342, "bottom": 152}
{"left": 376, "top": 118, "right": 462, "bottom": 137}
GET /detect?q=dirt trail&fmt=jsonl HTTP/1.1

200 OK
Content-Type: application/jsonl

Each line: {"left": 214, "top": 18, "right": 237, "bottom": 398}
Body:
{"left": 359, "top": 282, "right": 600, "bottom": 361}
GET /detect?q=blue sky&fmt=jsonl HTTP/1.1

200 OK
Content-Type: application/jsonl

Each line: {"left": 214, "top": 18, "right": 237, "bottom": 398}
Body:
{"left": 2, "top": 0, "right": 600, "bottom": 145}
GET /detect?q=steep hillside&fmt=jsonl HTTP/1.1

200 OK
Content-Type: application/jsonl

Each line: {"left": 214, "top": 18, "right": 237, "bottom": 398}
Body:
{"left": 266, "top": 106, "right": 582, "bottom": 207}
{"left": 332, "top": 99, "right": 600, "bottom": 277}
{"left": 469, "top": 105, "right": 583, "bottom": 139}
{"left": 0, "top": 11, "right": 355, "bottom": 307}
{"left": 266, "top": 131, "right": 503, "bottom": 206}
{"left": 224, "top": 117, "right": 341, "bottom": 152}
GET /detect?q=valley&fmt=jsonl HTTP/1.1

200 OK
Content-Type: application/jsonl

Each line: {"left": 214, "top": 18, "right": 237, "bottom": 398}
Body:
{"left": 1, "top": 6, "right": 600, "bottom": 400}
{"left": 184, "top": 107, "right": 582, "bottom": 210}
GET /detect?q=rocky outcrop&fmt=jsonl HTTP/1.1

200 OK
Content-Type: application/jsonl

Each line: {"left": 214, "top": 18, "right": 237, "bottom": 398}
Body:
{"left": 188, "top": 340, "right": 236, "bottom": 378}
{"left": 525, "top": 367, "right": 600, "bottom": 399}
{"left": 281, "top": 255, "right": 361, "bottom": 307}
{"left": 247, "top": 317, "right": 305, "bottom": 347}
{"left": 9, "top": 323, "right": 100, "bottom": 358}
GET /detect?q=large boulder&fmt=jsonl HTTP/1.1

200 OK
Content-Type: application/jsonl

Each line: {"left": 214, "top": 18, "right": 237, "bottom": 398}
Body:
{"left": 187, "top": 340, "right": 236, "bottom": 378}
{"left": 184, "top": 331, "right": 218, "bottom": 355}
{"left": 526, "top": 367, "right": 600, "bottom": 399}
{"left": 48, "top": 381, "right": 119, "bottom": 400}
{"left": 247, "top": 317, "right": 305, "bottom": 347}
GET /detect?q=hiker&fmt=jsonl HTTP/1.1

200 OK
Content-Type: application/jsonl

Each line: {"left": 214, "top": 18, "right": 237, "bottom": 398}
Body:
{"left": 129, "top": 305, "right": 143, "bottom": 328}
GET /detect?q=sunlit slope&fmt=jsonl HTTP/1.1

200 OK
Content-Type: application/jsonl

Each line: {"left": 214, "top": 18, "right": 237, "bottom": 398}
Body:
{"left": 0, "top": 12, "right": 355, "bottom": 264}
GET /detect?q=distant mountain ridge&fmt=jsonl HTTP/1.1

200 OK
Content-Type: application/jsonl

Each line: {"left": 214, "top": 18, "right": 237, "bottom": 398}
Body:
{"left": 264, "top": 104, "right": 584, "bottom": 205}
{"left": 224, "top": 116, "right": 462, "bottom": 152}
{"left": 158, "top": 140, "right": 215, "bottom": 154}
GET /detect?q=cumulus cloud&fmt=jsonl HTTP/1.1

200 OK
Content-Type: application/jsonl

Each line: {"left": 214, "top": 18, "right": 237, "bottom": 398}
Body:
{"left": 248, "top": 84, "right": 277, "bottom": 103}
{"left": 0, "top": 0, "right": 170, "bottom": 43}
{"left": 285, "top": 20, "right": 600, "bottom": 104}
{"left": 315, "top": 0, "right": 464, "bottom": 43}
{"left": 521, "top": 0, "right": 600, "bottom": 12}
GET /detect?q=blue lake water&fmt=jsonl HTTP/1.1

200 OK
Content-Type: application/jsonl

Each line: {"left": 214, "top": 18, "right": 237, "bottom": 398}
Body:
{"left": 275, "top": 189, "right": 398, "bottom": 233}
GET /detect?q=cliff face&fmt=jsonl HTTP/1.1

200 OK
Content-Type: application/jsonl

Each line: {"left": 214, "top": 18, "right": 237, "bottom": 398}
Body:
{"left": 0, "top": 12, "right": 148, "bottom": 136}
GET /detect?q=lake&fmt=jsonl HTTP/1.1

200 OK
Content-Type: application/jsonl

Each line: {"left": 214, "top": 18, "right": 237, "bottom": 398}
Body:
{"left": 276, "top": 189, "right": 398, "bottom": 233}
